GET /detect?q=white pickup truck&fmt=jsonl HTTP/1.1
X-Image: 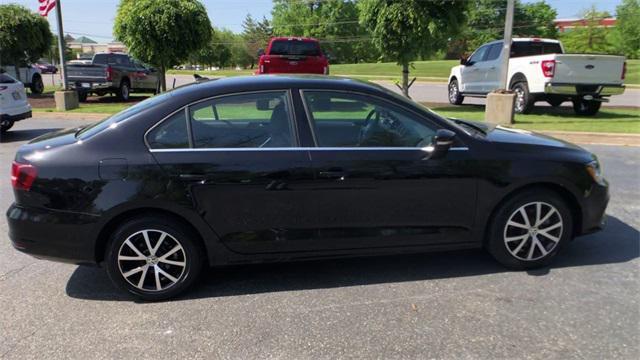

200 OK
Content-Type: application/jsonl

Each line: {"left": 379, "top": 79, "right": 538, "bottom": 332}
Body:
{"left": 448, "top": 38, "right": 626, "bottom": 115}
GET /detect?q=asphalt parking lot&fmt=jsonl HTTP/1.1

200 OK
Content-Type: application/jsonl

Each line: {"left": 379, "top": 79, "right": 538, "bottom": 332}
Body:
{"left": 1, "top": 117, "right": 639, "bottom": 359}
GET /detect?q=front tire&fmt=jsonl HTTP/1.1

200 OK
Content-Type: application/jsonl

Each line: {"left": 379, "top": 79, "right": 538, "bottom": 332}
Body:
{"left": 573, "top": 99, "right": 601, "bottom": 116}
{"left": 487, "top": 189, "right": 573, "bottom": 270}
{"left": 105, "top": 215, "right": 203, "bottom": 301}
{"left": 30, "top": 74, "right": 44, "bottom": 94}
{"left": 448, "top": 79, "right": 464, "bottom": 105}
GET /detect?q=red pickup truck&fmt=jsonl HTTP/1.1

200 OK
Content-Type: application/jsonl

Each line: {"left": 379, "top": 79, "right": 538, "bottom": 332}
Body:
{"left": 256, "top": 37, "right": 329, "bottom": 75}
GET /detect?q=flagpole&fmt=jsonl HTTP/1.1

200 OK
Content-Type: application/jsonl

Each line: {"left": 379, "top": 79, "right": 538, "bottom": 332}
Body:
{"left": 54, "top": 0, "right": 68, "bottom": 90}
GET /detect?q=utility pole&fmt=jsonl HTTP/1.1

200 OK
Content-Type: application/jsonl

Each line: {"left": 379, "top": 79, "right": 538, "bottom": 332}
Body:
{"left": 54, "top": 0, "right": 68, "bottom": 90}
{"left": 499, "top": 0, "right": 515, "bottom": 90}
{"left": 485, "top": 0, "right": 516, "bottom": 125}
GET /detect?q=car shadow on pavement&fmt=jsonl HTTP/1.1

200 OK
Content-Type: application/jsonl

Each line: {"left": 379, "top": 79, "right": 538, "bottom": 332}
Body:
{"left": 0, "top": 128, "right": 62, "bottom": 143}
{"left": 65, "top": 215, "right": 638, "bottom": 302}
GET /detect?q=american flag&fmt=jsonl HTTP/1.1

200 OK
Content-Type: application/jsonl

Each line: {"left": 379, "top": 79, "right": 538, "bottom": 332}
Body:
{"left": 38, "top": 0, "right": 56, "bottom": 17}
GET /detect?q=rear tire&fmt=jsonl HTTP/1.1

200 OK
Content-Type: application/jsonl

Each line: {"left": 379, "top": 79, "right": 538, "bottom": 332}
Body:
{"left": 487, "top": 189, "right": 573, "bottom": 270}
{"left": 511, "top": 81, "right": 534, "bottom": 114}
{"left": 117, "top": 79, "right": 130, "bottom": 101}
{"left": 105, "top": 215, "right": 204, "bottom": 301}
{"left": 573, "top": 99, "right": 601, "bottom": 116}
{"left": 448, "top": 79, "right": 464, "bottom": 105}
{"left": 30, "top": 74, "right": 44, "bottom": 95}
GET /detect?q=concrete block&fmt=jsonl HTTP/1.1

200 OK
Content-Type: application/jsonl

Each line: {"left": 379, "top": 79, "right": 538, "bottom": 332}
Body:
{"left": 54, "top": 90, "right": 79, "bottom": 111}
{"left": 485, "top": 92, "right": 516, "bottom": 125}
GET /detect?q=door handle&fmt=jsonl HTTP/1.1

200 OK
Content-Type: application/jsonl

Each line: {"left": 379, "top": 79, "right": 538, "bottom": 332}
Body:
{"left": 319, "top": 170, "right": 346, "bottom": 180}
{"left": 179, "top": 174, "right": 207, "bottom": 181}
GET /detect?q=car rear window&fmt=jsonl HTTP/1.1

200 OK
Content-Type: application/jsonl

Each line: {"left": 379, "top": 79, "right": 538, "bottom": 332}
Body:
{"left": 511, "top": 42, "right": 562, "bottom": 58}
{"left": 269, "top": 40, "right": 321, "bottom": 56}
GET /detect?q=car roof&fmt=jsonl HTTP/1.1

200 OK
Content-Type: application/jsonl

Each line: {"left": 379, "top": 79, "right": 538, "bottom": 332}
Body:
{"left": 270, "top": 37, "right": 319, "bottom": 42}
{"left": 484, "top": 38, "right": 561, "bottom": 46}
{"left": 171, "top": 75, "right": 392, "bottom": 99}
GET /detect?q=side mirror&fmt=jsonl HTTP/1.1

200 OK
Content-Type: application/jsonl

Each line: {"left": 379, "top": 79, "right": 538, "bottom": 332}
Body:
{"left": 429, "top": 129, "right": 456, "bottom": 159}
{"left": 460, "top": 57, "right": 467, "bottom": 66}
{"left": 257, "top": 49, "right": 265, "bottom": 57}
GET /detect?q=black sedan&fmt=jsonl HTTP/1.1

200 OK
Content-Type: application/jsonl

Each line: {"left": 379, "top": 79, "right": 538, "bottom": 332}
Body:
{"left": 7, "top": 75, "right": 609, "bottom": 300}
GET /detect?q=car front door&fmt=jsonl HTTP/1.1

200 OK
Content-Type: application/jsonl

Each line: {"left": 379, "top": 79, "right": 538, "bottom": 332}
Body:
{"left": 300, "top": 90, "right": 478, "bottom": 250}
{"left": 147, "top": 90, "right": 318, "bottom": 254}
{"left": 460, "top": 45, "right": 489, "bottom": 93}
{"left": 483, "top": 42, "right": 503, "bottom": 92}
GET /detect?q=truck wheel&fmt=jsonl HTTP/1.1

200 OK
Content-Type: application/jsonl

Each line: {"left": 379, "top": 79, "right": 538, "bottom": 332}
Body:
{"left": 118, "top": 80, "right": 130, "bottom": 101}
{"left": 78, "top": 91, "right": 88, "bottom": 102}
{"left": 1, "top": 120, "right": 15, "bottom": 133}
{"left": 573, "top": 99, "right": 601, "bottom": 116}
{"left": 448, "top": 79, "right": 464, "bottom": 105}
{"left": 511, "top": 81, "right": 534, "bottom": 114}
{"left": 30, "top": 74, "right": 44, "bottom": 95}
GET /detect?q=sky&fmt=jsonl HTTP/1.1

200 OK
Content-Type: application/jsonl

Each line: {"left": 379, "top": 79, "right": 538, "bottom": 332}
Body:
{"left": 7, "top": 0, "right": 624, "bottom": 43}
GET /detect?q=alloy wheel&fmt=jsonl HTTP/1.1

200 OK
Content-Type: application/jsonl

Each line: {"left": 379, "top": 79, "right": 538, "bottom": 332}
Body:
{"left": 514, "top": 87, "right": 525, "bottom": 112}
{"left": 117, "top": 229, "right": 187, "bottom": 291}
{"left": 448, "top": 82, "right": 458, "bottom": 103}
{"left": 503, "top": 202, "right": 563, "bottom": 261}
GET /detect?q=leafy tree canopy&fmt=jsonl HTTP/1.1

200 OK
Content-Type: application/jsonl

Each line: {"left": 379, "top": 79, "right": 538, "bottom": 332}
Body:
{"left": 613, "top": 0, "right": 640, "bottom": 58}
{"left": 0, "top": 4, "right": 53, "bottom": 79}
{"left": 114, "top": 0, "right": 211, "bottom": 90}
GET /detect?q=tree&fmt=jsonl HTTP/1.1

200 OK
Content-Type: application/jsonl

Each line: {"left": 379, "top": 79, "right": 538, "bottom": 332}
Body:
{"left": 358, "top": 0, "right": 467, "bottom": 97}
{"left": 613, "top": 0, "right": 640, "bottom": 59}
{"left": 452, "top": 0, "right": 557, "bottom": 58}
{"left": 559, "top": 7, "right": 615, "bottom": 54}
{"left": 242, "top": 15, "right": 272, "bottom": 68}
{"left": 113, "top": 0, "right": 212, "bottom": 91}
{"left": 0, "top": 4, "right": 53, "bottom": 81}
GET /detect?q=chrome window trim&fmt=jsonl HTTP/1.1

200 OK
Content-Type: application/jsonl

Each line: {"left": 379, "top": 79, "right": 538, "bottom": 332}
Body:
{"left": 144, "top": 89, "right": 298, "bottom": 150}
{"left": 148, "top": 146, "right": 469, "bottom": 153}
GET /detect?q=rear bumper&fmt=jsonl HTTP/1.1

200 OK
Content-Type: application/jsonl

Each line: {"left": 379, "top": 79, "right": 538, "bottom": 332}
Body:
{"left": 544, "top": 83, "right": 625, "bottom": 96}
{"left": 1, "top": 107, "right": 31, "bottom": 126}
{"left": 6, "top": 204, "right": 101, "bottom": 265}
{"left": 68, "top": 81, "right": 113, "bottom": 92}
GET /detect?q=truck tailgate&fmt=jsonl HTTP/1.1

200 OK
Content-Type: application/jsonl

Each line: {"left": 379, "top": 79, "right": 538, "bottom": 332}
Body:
{"left": 553, "top": 54, "right": 625, "bottom": 85}
{"left": 66, "top": 64, "right": 107, "bottom": 81}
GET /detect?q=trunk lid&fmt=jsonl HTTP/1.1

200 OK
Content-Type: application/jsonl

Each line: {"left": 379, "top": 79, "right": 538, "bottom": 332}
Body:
{"left": 66, "top": 64, "right": 108, "bottom": 82}
{"left": 552, "top": 54, "right": 625, "bottom": 84}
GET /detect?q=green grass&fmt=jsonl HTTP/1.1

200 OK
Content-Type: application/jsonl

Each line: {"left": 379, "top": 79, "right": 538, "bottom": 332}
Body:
{"left": 33, "top": 102, "right": 132, "bottom": 114}
{"left": 429, "top": 104, "right": 640, "bottom": 133}
{"left": 625, "top": 59, "right": 640, "bottom": 86}
{"left": 167, "top": 68, "right": 254, "bottom": 77}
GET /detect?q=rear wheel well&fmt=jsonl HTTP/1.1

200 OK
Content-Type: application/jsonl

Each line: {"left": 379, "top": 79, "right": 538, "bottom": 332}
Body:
{"left": 484, "top": 183, "right": 582, "bottom": 246}
{"left": 509, "top": 73, "right": 527, "bottom": 88}
{"left": 95, "top": 208, "right": 208, "bottom": 266}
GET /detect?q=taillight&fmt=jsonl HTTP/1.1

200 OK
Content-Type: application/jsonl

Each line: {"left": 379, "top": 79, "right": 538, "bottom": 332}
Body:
{"left": 541, "top": 60, "right": 555, "bottom": 78}
{"left": 105, "top": 66, "right": 113, "bottom": 81}
{"left": 622, "top": 61, "right": 627, "bottom": 80}
{"left": 11, "top": 161, "right": 37, "bottom": 191}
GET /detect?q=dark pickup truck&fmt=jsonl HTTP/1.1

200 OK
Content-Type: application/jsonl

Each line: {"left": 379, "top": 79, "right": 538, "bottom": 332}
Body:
{"left": 66, "top": 53, "right": 159, "bottom": 102}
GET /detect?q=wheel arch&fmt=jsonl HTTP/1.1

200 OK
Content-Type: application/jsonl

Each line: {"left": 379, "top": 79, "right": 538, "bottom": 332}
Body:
{"left": 94, "top": 206, "right": 216, "bottom": 267}
{"left": 508, "top": 72, "right": 527, "bottom": 88}
{"left": 482, "top": 182, "right": 582, "bottom": 246}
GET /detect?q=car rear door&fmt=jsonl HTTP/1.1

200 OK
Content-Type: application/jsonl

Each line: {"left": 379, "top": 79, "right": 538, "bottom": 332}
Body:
{"left": 300, "top": 90, "right": 477, "bottom": 250}
{"left": 147, "top": 90, "right": 318, "bottom": 254}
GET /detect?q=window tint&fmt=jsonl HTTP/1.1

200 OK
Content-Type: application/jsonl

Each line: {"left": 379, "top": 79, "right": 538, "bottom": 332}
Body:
{"left": 511, "top": 41, "right": 563, "bottom": 58}
{"left": 93, "top": 54, "right": 107, "bottom": 65}
{"left": 303, "top": 91, "right": 436, "bottom": 148}
{"left": 485, "top": 43, "right": 502, "bottom": 61}
{"left": 468, "top": 45, "right": 489, "bottom": 63}
{"left": 189, "top": 91, "right": 294, "bottom": 148}
{"left": 270, "top": 40, "right": 320, "bottom": 56}
{"left": 0, "top": 73, "right": 16, "bottom": 83}
{"left": 147, "top": 110, "right": 189, "bottom": 149}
